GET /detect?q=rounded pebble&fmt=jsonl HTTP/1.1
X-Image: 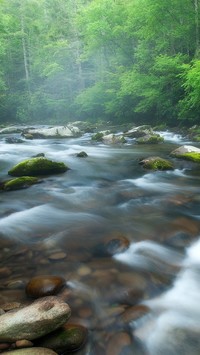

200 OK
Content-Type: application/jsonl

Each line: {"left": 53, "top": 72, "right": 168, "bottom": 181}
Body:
{"left": 25, "top": 275, "right": 66, "bottom": 298}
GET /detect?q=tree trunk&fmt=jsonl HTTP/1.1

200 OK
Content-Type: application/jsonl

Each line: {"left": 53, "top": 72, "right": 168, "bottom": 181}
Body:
{"left": 20, "top": 4, "right": 30, "bottom": 92}
{"left": 194, "top": 0, "right": 200, "bottom": 55}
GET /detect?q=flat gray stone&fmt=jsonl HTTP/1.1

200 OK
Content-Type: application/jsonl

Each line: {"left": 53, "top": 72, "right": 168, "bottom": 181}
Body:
{"left": 0, "top": 296, "right": 71, "bottom": 342}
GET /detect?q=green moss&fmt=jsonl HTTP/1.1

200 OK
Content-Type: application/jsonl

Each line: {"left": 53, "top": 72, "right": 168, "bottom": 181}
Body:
{"left": 8, "top": 157, "right": 69, "bottom": 176}
{"left": 91, "top": 132, "right": 104, "bottom": 141}
{"left": 178, "top": 152, "right": 200, "bottom": 163}
{"left": 2, "top": 176, "right": 40, "bottom": 191}
{"left": 193, "top": 135, "right": 200, "bottom": 142}
{"left": 140, "top": 157, "right": 174, "bottom": 170}
{"left": 137, "top": 135, "right": 164, "bottom": 144}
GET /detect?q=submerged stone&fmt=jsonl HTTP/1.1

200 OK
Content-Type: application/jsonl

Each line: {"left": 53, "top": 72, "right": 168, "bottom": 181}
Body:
{"left": 26, "top": 275, "right": 66, "bottom": 298}
{"left": 8, "top": 157, "right": 69, "bottom": 177}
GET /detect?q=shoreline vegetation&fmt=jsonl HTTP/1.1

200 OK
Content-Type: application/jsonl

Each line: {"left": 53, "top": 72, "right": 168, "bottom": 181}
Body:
{"left": 0, "top": 0, "right": 200, "bottom": 127}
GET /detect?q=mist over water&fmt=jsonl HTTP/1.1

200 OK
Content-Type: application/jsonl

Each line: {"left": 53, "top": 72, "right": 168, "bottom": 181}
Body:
{"left": 0, "top": 129, "right": 200, "bottom": 354}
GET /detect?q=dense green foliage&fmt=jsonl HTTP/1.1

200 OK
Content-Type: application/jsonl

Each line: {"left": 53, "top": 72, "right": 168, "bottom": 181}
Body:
{"left": 0, "top": 0, "right": 200, "bottom": 125}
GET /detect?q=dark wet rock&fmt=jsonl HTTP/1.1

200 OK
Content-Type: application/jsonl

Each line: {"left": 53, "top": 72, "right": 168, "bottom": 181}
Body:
{"left": 8, "top": 157, "right": 69, "bottom": 177}
{"left": 0, "top": 343, "right": 10, "bottom": 350}
{"left": 6, "top": 280, "right": 26, "bottom": 289}
{"left": 32, "top": 153, "right": 45, "bottom": 158}
{"left": 104, "top": 236, "right": 130, "bottom": 255}
{"left": 3, "top": 348, "right": 58, "bottom": 354}
{"left": 0, "top": 177, "right": 41, "bottom": 191}
{"left": 23, "top": 133, "right": 34, "bottom": 140}
{"left": 26, "top": 275, "right": 66, "bottom": 298}
{"left": 139, "top": 156, "right": 174, "bottom": 170}
{"left": 0, "top": 296, "right": 71, "bottom": 341}
{"left": 15, "top": 339, "right": 33, "bottom": 348}
{"left": 0, "top": 267, "right": 12, "bottom": 278}
{"left": 95, "top": 235, "right": 130, "bottom": 256}
{"left": 105, "top": 331, "right": 147, "bottom": 355}
{"left": 77, "top": 151, "right": 88, "bottom": 158}
{"left": 170, "top": 145, "right": 200, "bottom": 163}
{"left": 37, "top": 323, "right": 88, "bottom": 354}
{"left": 5, "top": 137, "right": 24, "bottom": 144}
{"left": 105, "top": 331, "right": 132, "bottom": 355}
{"left": 120, "top": 304, "right": 150, "bottom": 324}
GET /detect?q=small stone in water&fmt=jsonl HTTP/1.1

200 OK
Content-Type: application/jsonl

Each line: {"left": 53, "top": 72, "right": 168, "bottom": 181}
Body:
{"left": 121, "top": 304, "right": 150, "bottom": 324}
{"left": 106, "top": 331, "right": 132, "bottom": 355}
{"left": 15, "top": 339, "right": 33, "bottom": 348}
{"left": 48, "top": 252, "right": 67, "bottom": 261}
{"left": 77, "top": 266, "right": 91, "bottom": 276}
{"left": 104, "top": 235, "right": 130, "bottom": 255}
{"left": 7, "top": 280, "right": 25, "bottom": 289}
{"left": 25, "top": 275, "right": 66, "bottom": 298}
{"left": 0, "top": 267, "right": 12, "bottom": 278}
{"left": 0, "top": 343, "right": 10, "bottom": 350}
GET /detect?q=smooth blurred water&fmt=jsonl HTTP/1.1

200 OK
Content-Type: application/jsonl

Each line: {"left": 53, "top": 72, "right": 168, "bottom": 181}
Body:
{"left": 0, "top": 129, "right": 200, "bottom": 354}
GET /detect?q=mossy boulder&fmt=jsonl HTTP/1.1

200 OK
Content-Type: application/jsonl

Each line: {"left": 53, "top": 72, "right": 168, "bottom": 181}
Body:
{"left": 103, "top": 133, "right": 127, "bottom": 144}
{"left": 0, "top": 176, "right": 41, "bottom": 191}
{"left": 8, "top": 157, "right": 69, "bottom": 177}
{"left": 37, "top": 323, "right": 88, "bottom": 354}
{"left": 136, "top": 134, "right": 164, "bottom": 144}
{"left": 170, "top": 145, "right": 200, "bottom": 163}
{"left": 91, "top": 132, "right": 104, "bottom": 141}
{"left": 139, "top": 156, "right": 174, "bottom": 170}
{"left": 124, "top": 125, "right": 153, "bottom": 138}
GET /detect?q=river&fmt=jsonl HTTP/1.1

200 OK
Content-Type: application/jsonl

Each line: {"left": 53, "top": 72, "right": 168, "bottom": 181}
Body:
{"left": 0, "top": 128, "right": 200, "bottom": 354}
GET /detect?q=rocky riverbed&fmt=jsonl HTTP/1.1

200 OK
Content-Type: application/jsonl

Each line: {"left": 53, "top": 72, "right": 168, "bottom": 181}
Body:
{"left": 0, "top": 123, "right": 200, "bottom": 354}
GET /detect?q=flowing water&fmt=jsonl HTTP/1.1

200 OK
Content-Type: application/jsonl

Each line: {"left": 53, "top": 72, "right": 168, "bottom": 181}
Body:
{"left": 0, "top": 128, "right": 200, "bottom": 354}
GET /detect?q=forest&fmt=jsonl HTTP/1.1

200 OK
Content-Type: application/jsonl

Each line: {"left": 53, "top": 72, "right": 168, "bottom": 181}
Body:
{"left": 0, "top": 0, "right": 200, "bottom": 127}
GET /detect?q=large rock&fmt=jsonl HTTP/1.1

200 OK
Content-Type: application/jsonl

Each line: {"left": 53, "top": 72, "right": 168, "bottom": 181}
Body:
{"left": 139, "top": 156, "right": 174, "bottom": 170}
{"left": 0, "top": 296, "right": 71, "bottom": 342}
{"left": 124, "top": 125, "right": 153, "bottom": 138}
{"left": 3, "top": 348, "right": 58, "bottom": 355}
{"left": 136, "top": 134, "right": 164, "bottom": 144}
{"left": 102, "top": 134, "right": 126, "bottom": 145}
{"left": 170, "top": 145, "right": 200, "bottom": 163}
{"left": 22, "top": 125, "right": 80, "bottom": 138}
{"left": 8, "top": 157, "right": 69, "bottom": 177}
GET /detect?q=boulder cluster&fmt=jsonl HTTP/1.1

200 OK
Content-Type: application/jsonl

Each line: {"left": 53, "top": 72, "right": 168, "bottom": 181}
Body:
{"left": 0, "top": 275, "right": 88, "bottom": 354}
